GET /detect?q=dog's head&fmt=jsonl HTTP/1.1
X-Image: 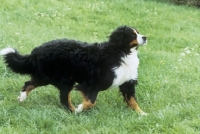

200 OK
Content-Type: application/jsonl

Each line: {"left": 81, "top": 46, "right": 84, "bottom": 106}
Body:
{"left": 109, "top": 26, "right": 147, "bottom": 48}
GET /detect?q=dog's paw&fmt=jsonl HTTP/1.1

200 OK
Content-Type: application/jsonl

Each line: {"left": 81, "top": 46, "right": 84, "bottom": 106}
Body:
{"left": 139, "top": 111, "right": 148, "bottom": 116}
{"left": 75, "top": 104, "right": 83, "bottom": 114}
{"left": 17, "top": 92, "right": 27, "bottom": 102}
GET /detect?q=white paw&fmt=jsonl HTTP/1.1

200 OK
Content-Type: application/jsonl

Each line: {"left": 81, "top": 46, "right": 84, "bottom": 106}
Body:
{"left": 139, "top": 111, "right": 148, "bottom": 116}
{"left": 17, "top": 92, "right": 27, "bottom": 102}
{"left": 75, "top": 104, "right": 83, "bottom": 114}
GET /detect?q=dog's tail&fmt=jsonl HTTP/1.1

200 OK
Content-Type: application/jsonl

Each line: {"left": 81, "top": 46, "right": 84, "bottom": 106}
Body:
{"left": 0, "top": 47, "right": 35, "bottom": 75}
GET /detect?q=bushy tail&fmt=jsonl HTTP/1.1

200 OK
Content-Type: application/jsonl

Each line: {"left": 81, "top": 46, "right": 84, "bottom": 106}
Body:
{"left": 0, "top": 47, "right": 35, "bottom": 74}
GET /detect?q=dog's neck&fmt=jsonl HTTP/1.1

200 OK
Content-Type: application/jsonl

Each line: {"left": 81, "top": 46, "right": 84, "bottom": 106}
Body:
{"left": 130, "top": 47, "right": 138, "bottom": 53}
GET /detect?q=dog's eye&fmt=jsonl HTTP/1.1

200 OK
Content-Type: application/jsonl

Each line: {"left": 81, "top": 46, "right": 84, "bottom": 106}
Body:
{"left": 132, "top": 33, "right": 136, "bottom": 36}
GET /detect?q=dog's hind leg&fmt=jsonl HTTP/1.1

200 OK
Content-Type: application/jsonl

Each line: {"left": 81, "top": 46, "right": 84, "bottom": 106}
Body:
{"left": 59, "top": 89, "right": 75, "bottom": 112}
{"left": 55, "top": 81, "right": 75, "bottom": 112}
{"left": 18, "top": 80, "right": 37, "bottom": 102}
{"left": 75, "top": 89, "right": 98, "bottom": 113}
{"left": 119, "top": 80, "right": 148, "bottom": 116}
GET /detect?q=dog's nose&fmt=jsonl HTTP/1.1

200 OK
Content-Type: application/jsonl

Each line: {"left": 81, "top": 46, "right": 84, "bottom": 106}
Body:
{"left": 142, "top": 36, "right": 147, "bottom": 41}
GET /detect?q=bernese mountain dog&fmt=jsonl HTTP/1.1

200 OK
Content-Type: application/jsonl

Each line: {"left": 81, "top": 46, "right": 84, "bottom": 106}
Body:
{"left": 0, "top": 26, "right": 147, "bottom": 115}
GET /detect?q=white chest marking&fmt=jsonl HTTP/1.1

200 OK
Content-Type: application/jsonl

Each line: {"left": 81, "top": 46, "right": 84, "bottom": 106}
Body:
{"left": 111, "top": 48, "right": 139, "bottom": 87}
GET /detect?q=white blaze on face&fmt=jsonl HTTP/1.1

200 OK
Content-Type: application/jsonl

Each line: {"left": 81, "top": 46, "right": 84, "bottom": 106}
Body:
{"left": 133, "top": 29, "right": 147, "bottom": 45}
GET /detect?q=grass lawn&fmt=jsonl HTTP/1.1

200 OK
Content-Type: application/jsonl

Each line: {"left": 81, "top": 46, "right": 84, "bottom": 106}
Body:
{"left": 0, "top": 0, "right": 200, "bottom": 133}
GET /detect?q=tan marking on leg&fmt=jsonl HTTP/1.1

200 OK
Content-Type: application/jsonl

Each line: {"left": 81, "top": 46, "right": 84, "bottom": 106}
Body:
{"left": 126, "top": 96, "right": 147, "bottom": 115}
{"left": 25, "top": 85, "right": 35, "bottom": 96}
{"left": 82, "top": 98, "right": 96, "bottom": 110}
{"left": 75, "top": 92, "right": 96, "bottom": 113}
{"left": 67, "top": 92, "right": 75, "bottom": 111}
{"left": 81, "top": 93, "right": 96, "bottom": 110}
{"left": 18, "top": 85, "right": 35, "bottom": 102}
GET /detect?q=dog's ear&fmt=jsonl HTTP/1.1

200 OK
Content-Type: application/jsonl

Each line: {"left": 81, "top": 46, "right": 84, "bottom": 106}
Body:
{"left": 122, "top": 25, "right": 127, "bottom": 31}
{"left": 108, "top": 26, "right": 127, "bottom": 45}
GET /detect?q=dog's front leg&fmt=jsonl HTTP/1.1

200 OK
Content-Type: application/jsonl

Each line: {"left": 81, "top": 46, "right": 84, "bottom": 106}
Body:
{"left": 119, "top": 80, "right": 147, "bottom": 116}
{"left": 59, "top": 90, "right": 75, "bottom": 112}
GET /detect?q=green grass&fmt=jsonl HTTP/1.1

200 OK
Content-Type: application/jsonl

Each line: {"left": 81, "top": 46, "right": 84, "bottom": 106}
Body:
{"left": 0, "top": 0, "right": 200, "bottom": 133}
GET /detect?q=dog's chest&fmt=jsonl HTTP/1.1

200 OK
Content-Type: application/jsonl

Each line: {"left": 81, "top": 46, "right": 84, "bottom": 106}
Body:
{"left": 111, "top": 49, "right": 139, "bottom": 87}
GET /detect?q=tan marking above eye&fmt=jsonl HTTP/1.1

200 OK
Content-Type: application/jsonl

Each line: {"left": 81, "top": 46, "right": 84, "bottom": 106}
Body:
{"left": 132, "top": 29, "right": 139, "bottom": 34}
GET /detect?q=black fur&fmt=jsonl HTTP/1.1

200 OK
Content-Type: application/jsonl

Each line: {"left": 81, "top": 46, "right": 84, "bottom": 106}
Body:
{"left": 1, "top": 26, "right": 146, "bottom": 112}
{"left": 119, "top": 80, "right": 138, "bottom": 101}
